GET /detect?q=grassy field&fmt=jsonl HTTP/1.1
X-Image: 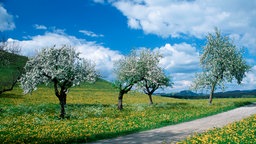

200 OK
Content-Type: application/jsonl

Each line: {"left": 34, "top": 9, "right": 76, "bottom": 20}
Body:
{"left": 0, "top": 79, "right": 255, "bottom": 143}
{"left": 180, "top": 114, "right": 256, "bottom": 143}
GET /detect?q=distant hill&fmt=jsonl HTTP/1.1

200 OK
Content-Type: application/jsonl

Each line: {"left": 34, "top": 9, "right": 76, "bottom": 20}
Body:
{"left": 214, "top": 89, "right": 256, "bottom": 98}
{"left": 156, "top": 89, "right": 256, "bottom": 99}
{"left": 175, "top": 90, "right": 199, "bottom": 96}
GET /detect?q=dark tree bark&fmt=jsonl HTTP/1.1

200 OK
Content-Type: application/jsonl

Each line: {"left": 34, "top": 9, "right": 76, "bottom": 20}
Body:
{"left": 148, "top": 94, "right": 153, "bottom": 105}
{"left": 209, "top": 82, "right": 216, "bottom": 104}
{"left": 118, "top": 90, "right": 125, "bottom": 110}
{"left": 58, "top": 89, "right": 67, "bottom": 119}
{"left": 117, "top": 85, "right": 133, "bottom": 110}
{"left": 53, "top": 80, "right": 68, "bottom": 118}
{"left": 144, "top": 83, "right": 158, "bottom": 105}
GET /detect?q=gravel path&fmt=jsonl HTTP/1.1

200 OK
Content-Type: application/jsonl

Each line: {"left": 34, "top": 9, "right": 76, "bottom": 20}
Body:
{"left": 92, "top": 103, "right": 256, "bottom": 144}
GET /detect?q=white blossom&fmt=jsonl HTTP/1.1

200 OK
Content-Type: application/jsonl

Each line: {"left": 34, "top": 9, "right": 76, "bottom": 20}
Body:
{"left": 19, "top": 45, "right": 98, "bottom": 94}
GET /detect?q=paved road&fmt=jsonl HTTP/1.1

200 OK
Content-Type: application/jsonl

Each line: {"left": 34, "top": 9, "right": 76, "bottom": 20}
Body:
{"left": 92, "top": 103, "right": 256, "bottom": 144}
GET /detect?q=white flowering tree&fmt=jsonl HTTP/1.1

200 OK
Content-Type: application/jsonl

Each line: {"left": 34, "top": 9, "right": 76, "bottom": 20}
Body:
{"left": 136, "top": 49, "right": 172, "bottom": 104}
{"left": 113, "top": 51, "right": 142, "bottom": 110}
{"left": 19, "top": 45, "right": 98, "bottom": 118}
{"left": 191, "top": 28, "right": 250, "bottom": 104}
{"left": 114, "top": 49, "right": 173, "bottom": 109}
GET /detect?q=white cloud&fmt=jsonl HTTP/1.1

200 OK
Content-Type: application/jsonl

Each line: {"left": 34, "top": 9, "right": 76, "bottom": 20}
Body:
{"left": 76, "top": 43, "right": 122, "bottom": 80}
{"left": 154, "top": 43, "right": 200, "bottom": 73}
{"left": 17, "top": 33, "right": 81, "bottom": 56}
{"left": 106, "top": 0, "right": 256, "bottom": 54}
{"left": 240, "top": 32, "right": 256, "bottom": 55}
{"left": 0, "top": 4, "right": 15, "bottom": 31}
{"left": 169, "top": 73, "right": 195, "bottom": 92}
{"left": 14, "top": 32, "right": 122, "bottom": 81}
{"left": 229, "top": 32, "right": 256, "bottom": 56}
{"left": 221, "top": 66, "right": 256, "bottom": 92}
{"left": 238, "top": 66, "right": 256, "bottom": 90}
{"left": 152, "top": 43, "right": 200, "bottom": 92}
{"left": 110, "top": 0, "right": 256, "bottom": 37}
{"left": 79, "top": 30, "right": 104, "bottom": 38}
{"left": 33, "top": 24, "right": 47, "bottom": 30}
{"left": 128, "top": 18, "right": 141, "bottom": 29}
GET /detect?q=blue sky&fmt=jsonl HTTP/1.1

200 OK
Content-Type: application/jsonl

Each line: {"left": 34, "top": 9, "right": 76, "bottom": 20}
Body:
{"left": 1, "top": 0, "right": 256, "bottom": 92}
{"left": 3, "top": 0, "right": 190, "bottom": 53}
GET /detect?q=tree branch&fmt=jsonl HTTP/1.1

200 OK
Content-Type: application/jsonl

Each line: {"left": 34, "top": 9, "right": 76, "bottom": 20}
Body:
{"left": 124, "top": 84, "right": 133, "bottom": 94}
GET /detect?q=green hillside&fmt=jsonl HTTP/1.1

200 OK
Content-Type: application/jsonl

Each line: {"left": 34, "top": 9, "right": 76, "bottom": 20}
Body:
{"left": 0, "top": 50, "right": 28, "bottom": 93}
{"left": 79, "top": 78, "right": 115, "bottom": 91}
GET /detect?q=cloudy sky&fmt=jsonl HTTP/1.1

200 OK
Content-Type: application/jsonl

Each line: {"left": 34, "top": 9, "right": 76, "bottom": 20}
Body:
{"left": 1, "top": 0, "right": 256, "bottom": 92}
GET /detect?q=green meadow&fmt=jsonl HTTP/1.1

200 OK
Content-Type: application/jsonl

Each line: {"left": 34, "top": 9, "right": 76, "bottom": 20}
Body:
{"left": 0, "top": 79, "right": 255, "bottom": 143}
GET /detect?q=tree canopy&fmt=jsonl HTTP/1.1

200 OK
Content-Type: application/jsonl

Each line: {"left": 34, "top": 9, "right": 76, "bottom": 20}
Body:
{"left": 191, "top": 28, "right": 250, "bottom": 104}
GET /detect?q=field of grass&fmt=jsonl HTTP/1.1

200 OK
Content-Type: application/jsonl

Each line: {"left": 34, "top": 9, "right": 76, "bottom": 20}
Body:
{"left": 180, "top": 114, "right": 256, "bottom": 143}
{"left": 0, "top": 79, "right": 255, "bottom": 143}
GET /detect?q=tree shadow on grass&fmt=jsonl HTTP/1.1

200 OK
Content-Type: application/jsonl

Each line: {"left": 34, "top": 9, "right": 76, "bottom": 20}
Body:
{"left": 68, "top": 103, "right": 112, "bottom": 108}
{"left": 0, "top": 93, "right": 24, "bottom": 99}
{"left": 233, "top": 101, "right": 252, "bottom": 107}
{"left": 154, "top": 102, "right": 189, "bottom": 109}
{"left": 242, "top": 102, "right": 256, "bottom": 107}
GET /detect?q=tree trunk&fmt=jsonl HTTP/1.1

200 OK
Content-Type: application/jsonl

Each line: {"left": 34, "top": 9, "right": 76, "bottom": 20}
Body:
{"left": 58, "top": 90, "right": 67, "bottom": 119}
{"left": 53, "top": 80, "right": 68, "bottom": 118}
{"left": 148, "top": 94, "right": 153, "bottom": 105}
{"left": 118, "top": 91, "right": 124, "bottom": 110}
{"left": 209, "top": 82, "right": 216, "bottom": 104}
